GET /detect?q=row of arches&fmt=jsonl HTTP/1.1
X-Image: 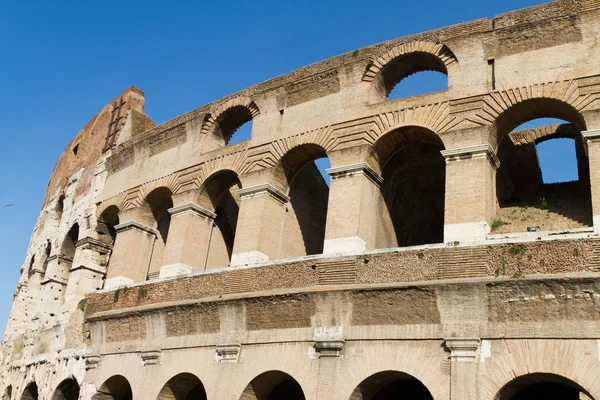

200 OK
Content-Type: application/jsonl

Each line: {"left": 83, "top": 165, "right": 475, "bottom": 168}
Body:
{"left": 98, "top": 98, "right": 593, "bottom": 279}
{"left": 11, "top": 370, "right": 590, "bottom": 400}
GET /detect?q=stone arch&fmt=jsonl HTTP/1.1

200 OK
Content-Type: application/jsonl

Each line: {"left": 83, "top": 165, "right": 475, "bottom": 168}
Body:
{"left": 201, "top": 96, "right": 260, "bottom": 145}
{"left": 156, "top": 373, "right": 207, "bottom": 400}
{"left": 369, "top": 126, "right": 446, "bottom": 248}
{"left": 479, "top": 340, "right": 600, "bottom": 400}
{"left": 141, "top": 187, "right": 174, "bottom": 280}
{"left": 50, "top": 378, "right": 80, "bottom": 400}
{"left": 92, "top": 375, "right": 133, "bottom": 400}
{"left": 3, "top": 385, "right": 12, "bottom": 400}
{"left": 198, "top": 169, "right": 242, "bottom": 269}
{"left": 272, "top": 143, "right": 330, "bottom": 257}
{"left": 363, "top": 41, "right": 458, "bottom": 102}
{"left": 239, "top": 370, "right": 305, "bottom": 400}
{"left": 60, "top": 223, "right": 80, "bottom": 260}
{"left": 20, "top": 382, "right": 38, "bottom": 400}
{"left": 97, "top": 205, "right": 120, "bottom": 246}
{"left": 41, "top": 240, "right": 52, "bottom": 273}
{"left": 494, "top": 373, "right": 594, "bottom": 400}
{"left": 349, "top": 370, "right": 434, "bottom": 400}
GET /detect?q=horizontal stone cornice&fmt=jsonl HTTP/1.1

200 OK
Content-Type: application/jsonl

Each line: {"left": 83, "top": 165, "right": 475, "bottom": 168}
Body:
{"left": 441, "top": 144, "right": 500, "bottom": 169}
{"left": 114, "top": 221, "right": 157, "bottom": 237}
{"left": 168, "top": 203, "right": 216, "bottom": 220}
{"left": 237, "top": 184, "right": 290, "bottom": 204}
{"left": 326, "top": 162, "right": 383, "bottom": 186}
{"left": 75, "top": 237, "right": 113, "bottom": 252}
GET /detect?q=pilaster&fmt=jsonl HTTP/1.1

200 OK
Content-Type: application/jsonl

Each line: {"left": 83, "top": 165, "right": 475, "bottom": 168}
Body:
{"left": 441, "top": 144, "right": 500, "bottom": 242}
{"left": 230, "top": 184, "right": 290, "bottom": 266}
{"left": 582, "top": 129, "right": 600, "bottom": 232}
{"left": 323, "top": 162, "right": 382, "bottom": 255}
{"left": 445, "top": 338, "right": 480, "bottom": 400}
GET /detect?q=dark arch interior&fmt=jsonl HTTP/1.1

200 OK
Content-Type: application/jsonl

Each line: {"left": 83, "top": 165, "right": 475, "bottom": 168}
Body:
{"left": 202, "top": 170, "right": 241, "bottom": 269}
{"left": 98, "top": 205, "right": 120, "bottom": 245}
{"left": 93, "top": 375, "right": 133, "bottom": 400}
{"left": 278, "top": 144, "right": 330, "bottom": 258}
{"left": 157, "top": 373, "right": 207, "bottom": 400}
{"left": 494, "top": 117, "right": 592, "bottom": 234}
{"left": 241, "top": 371, "right": 305, "bottom": 400}
{"left": 496, "top": 373, "right": 592, "bottom": 400}
{"left": 61, "top": 223, "right": 79, "bottom": 260}
{"left": 28, "top": 255, "right": 35, "bottom": 274}
{"left": 145, "top": 188, "right": 174, "bottom": 280}
{"left": 350, "top": 371, "right": 433, "bottom": 400}
{"left": 41, "top": 240, "right": 52, "bottom": 272}
{"left": 214, "top": 105, "right": 254, "bottom": 145}
{"left": 372, "top": 127, "right": 445, "bottom": 248}
{"left": 376, "top": 52, "right": 448, "bottom": 101}
{"left": 21, "top": 382, "right": 38, "bottom": 400}
{"left": 3, "top": 385, "right": 12, "bottom": 400}
{"left": 51, "top": 378, "right": 80, "bottom": 400}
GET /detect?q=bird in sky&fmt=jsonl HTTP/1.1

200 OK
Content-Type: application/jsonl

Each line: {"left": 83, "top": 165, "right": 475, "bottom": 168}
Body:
{"left": 4, "top": 204, "right": 14, "bottom": 208}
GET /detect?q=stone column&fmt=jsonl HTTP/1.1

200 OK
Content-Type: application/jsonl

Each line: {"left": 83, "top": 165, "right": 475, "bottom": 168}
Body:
{"left": 323, "top": 163, "right": 382, "bottom": 254}
{"left": 445, "top": 338, "right": 480, "bottom": 400}
{"left": 105, "top": 221, "right": 156, "bottom": 289}
{"left": 160, "top": 203, "right": 216, "bottom": 278}
{"left": 582, "top": 130, "right": 600, "bottom": 232}
{"left": 441, "top": 145, "right": 500, "bottom": 242}
{"left": 40, "top": 254, "right": 72, "bottom": 318}
{"left": 230, "top": 184, "right": 289, "bottom": 266}
{"left": 63, "top": 238, "right": 112, "bottom": 308}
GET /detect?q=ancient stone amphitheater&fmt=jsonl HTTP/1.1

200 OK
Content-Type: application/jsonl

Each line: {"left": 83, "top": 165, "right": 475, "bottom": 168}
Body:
{"left": 4, "top": 0, "right": 600, "bottom": 399}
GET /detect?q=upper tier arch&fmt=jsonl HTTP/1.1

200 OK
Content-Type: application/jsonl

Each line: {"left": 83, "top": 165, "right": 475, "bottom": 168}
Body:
{"left": 201, "top": 96, "right": 260, "bottom": 145}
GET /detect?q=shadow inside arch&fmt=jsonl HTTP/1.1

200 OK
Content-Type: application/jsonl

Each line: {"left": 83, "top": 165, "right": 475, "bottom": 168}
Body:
{"left": 240, "top": 370, "right": 305, "bottom": 400}
{"left": 495, "top": 373, "right": 595, "bottom": 400}
{"left": 349, "top": 370, "right": 434, "bottom": 400}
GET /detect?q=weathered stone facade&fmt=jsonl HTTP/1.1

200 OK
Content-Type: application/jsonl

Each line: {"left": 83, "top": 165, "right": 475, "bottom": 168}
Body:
{"left": 4, "top": 1, "right": 600, "bottom": 398}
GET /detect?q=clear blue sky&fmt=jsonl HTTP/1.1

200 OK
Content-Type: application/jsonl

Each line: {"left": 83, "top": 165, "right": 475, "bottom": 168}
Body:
{"left": 0, "top": 0, "right": 568, "bottom": 335}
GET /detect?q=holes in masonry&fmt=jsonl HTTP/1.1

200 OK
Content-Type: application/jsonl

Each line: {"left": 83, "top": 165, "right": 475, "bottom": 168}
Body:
{"left": 72, "top": 143, "right": 79, "bottom": 156}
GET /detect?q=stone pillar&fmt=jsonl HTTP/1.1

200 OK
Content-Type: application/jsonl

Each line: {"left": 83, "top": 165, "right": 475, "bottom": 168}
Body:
{"left": 63, "top": 238, "right": 111, "bottom": 308}
{"left": 160, "top": 203, "right": 216, "bottom": 278}
{"left": 582, "top": 130, "right": 600, "bottom": 232}
{"left": 313, "top": 327, "right": 345, "bottom": 399}
{"left": 445, "top": 338, "right": 480, "bottom": 400}
{"left": 230, "top": 184, "right": 289, "bottom": 266}
{"left": 40, "top": 254, "right": 72, "bottom": 318}
{"left": 105, "top": 221, "right": 156, "bottom": 289}
{"left": 441, "top": 145, "right": 500, "bottom": 242}
{"left": 323, "top": 163, "right": 382, "bottom": 254}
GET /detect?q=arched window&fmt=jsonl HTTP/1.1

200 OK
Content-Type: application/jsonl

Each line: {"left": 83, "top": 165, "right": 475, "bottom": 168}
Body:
{"left": 41, "top": 241, "right": 52, "bottom": 273}
{"left": 3, "top": 385, "right": 12, "bottom": 400}
{"left": 92, "top": 375, "right": 132, "bottom": 400}
{"left": 496, "top": 373, "right": 592, "bottom": 400}
{"left": 143, "top": 188, "right": 174, "bottom": 280}
{"left": 275, "top": 144, "right": 331, "bottom": 258}
{"left": 387, "top": 70, "right": 447, "bottom": 100}
{"left": 60, "top": 224, "right": 79, "bottom": 260}
{"left": 21, "top": 382, "right": 38, "bottom": 400}
{"left": 350, "top": 371, "right": 433, "bottom": 400}
{"left": 493, "top": 108, "right": 592, "bottom": 234}
{"left": 239, "top": 371, "right": 305, "bottom": 400}
{"left": 202, "top": 97, "right": 259, "bottom": 149}
{"left": 56, "top": 194, "right": 65, "bottom": 221}
{"left": 200, "top": 170, "right": 242, "bottom": 269}
{"left": 156, "top": 373, "right": 207, "bottom": 400}
{"left": 28, "top": 255, "right": 36, "bottom": 275}
{"left": 50, "top": 378, "right": 80, "bottom": 400}
{"left": 97, "top": 205, "right": 120, "bottom": 246}
{"left": 371, "top": 127, "right": 446, "bottom": 249}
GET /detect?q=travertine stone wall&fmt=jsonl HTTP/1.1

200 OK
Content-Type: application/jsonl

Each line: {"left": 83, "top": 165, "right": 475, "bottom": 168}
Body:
{"left": 4, "top": 1, "right": 600, "bottom": 399}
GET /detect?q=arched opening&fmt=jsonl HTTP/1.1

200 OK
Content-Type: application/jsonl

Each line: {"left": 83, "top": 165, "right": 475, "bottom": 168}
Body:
{"left": 28, "top": 255, "right": 36, "bottom": 274}
{"left": 370, "top": 50, "right": 450, "bottom": 103}
{"left": 92, "top": 375, "right": 132, "bottom": 400}
{"left": 51, "top": 378, "right": 80, "bottom": 400}
{"left": 208, "top": 104, "right": 256, "bottom": 147}
{"left": 240, "top": 371, "right": 305, "bottom": 400}
{"left": 228, "top": 119, "right": 252, "bottom": 145}
{"left": 41, "top": 240, "right": 52, "bottom": 273}
{"left": 493, "top": 102, "right": 592, "bottom": 234}
{"left": 387, "top": 70, "right": 448, "bottom": 100}
{"left": 156, "top": 373, "right": 207, "bottom": 400}
{"left": 21, "top": 382, "right": 38, "bottom": 400}
{"left": 60, "top": 223, "right": 79, "bottom": 260}
{"left": 276, "top": 144, "right": 330, "bottom": 258}
{"left": 56, "top": 194, "right": 65, "bottom": 221}
{"left": 350, "top": 371, "right": 433, "bottom": 400}
{"left": 143, "top": 187, "right": 173, "bottom": 280}
{"left": 371, "top": 127, "right": 445, "bottom": 249}
{"left": 3, "top": 385, "right": 12, "bottom": 400}
{"left": 201, "top": 170, "right": 242, "bottom": 269}
{"left": 97, "top": 205, "right": 120, "bottom": 246}
{"left": 495, "top": 373, "right": 594, "bottom": 400}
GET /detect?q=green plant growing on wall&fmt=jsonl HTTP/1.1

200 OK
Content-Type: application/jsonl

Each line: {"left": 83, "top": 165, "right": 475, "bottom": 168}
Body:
{"left": 491, "top": 219, "right": 510, "bottom": 231}
{"left": 540, "top": 197, "right": 548, "bottom": 210}
{"left": 509, "top": 244, "right": 527, "bottom": 256}
{"left": 138, "top": 287, "right": 148, "bottom": 300}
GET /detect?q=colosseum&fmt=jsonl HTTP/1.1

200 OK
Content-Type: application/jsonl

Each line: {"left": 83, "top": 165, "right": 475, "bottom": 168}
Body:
{"left": 3, "top": 0, "right": 600, "bottom": 399}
